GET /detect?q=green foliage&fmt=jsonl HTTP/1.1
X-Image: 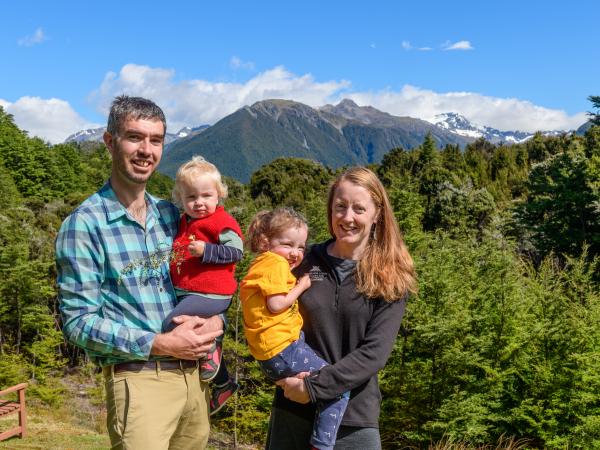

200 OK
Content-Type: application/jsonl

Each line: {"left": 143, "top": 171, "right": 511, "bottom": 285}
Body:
{"left": 0, "top": 353, "right": 29, "bottom": 387}
{"left": 380, "top": 234, "right": 600, "bottom": 448}
{"left": 0, "top": 160, "right": 21, "bottom": 209}
{"left": 517, "top": 135, "right": 600, "bottom": 259}
{"left": 2, "top": 105, "right": 600, "bottom": 448}
{"left": 588, "top": 95, "right": 600, "bottom": 126}
{"left": 28, "top": 382, "right": 66, "bottom": 407}
{"left": 147, "top": 170, "right": 175, "bottom": 200}
{"left": 428, "top": 181, "right": 496, "bottom": 235}
{"left": 249, "top": 157, "right": 333, "bottom": 209}
{"left": 378, "top": 146, "right": 414, "bottom": 187}
{"left": 386, "top": 180, "right": 425, "bottom": 243}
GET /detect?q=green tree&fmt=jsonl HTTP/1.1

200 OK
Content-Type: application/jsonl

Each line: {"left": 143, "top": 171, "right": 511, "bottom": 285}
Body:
{"left": 249, "top": 157, "right": 333, "bottom": 209}
{"left": 517, "top": 136, "right": 600, "bottom": 259}
{"left": 587, "top": 95, "right": 600, "bottom": 126}
{"left": 377, "top": 146, "right": 415, "bottom": 187}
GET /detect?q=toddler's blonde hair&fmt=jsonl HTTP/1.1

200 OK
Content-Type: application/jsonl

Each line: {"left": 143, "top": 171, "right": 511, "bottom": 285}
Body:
{"left": 172, "top": 156, "right": 228, "bottom": 207}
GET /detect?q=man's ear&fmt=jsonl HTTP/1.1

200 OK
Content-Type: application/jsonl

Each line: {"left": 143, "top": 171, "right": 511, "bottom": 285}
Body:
{"left": 103, "top": 131, "right": 114, "bottom": 156}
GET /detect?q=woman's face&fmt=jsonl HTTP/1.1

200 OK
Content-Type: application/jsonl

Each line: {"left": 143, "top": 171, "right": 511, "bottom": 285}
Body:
{"left": 330, "top": 180, "right": 379, "bottom": 256}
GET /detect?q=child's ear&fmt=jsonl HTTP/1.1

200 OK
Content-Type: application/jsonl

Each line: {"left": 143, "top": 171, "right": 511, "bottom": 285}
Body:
{"left": 258, "top": 235, "right": 270, "bottom": 253}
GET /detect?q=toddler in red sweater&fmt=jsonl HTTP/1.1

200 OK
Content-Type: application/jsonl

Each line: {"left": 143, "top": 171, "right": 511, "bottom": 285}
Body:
{"left": 163, "top": 155, "right": 243, "bottom": 416}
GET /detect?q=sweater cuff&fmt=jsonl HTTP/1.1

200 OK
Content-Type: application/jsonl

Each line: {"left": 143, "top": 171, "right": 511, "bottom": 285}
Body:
{"left": 202, "top": 243, "right": 243, "bottom": 264}
{"left": 304, "top": 374, "right": 318, "bottom": 404}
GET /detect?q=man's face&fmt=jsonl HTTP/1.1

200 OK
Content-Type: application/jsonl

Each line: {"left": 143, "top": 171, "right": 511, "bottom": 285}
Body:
{"left": 104, "top": 117, "right": 165, "bottom": 187}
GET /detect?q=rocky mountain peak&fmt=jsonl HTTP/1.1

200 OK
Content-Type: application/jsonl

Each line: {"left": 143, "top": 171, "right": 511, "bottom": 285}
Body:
{"left": 320, "top": 99, "right": 409, "bottom": 127}
{"left": 431, "top": 112, "right": 554, "bottom": 144}
{"left": 248, "top": 99, "right": 324, "bottom": 126}
{"left": 434, "top": 112, "right": 475, "bottom": 130}
{"left": 337, "top": 98, "right": 359, "bottom": 109}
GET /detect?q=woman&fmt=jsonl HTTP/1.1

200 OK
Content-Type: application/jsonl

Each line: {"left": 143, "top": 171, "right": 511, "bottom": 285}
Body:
{"left": 266, "top": 167, "right": 418, "bottom": 449}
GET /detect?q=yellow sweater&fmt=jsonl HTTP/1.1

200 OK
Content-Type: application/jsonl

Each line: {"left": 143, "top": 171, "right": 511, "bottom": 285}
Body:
{"left": 240, "top": 252, "right": 303, "bottom": 360}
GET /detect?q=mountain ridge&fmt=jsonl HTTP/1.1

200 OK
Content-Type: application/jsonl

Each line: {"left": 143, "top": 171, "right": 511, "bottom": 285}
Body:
{"left": 160, "top": 99, "right": 472, "bottom": 182}
{"left": 65, "top": 99, "right": 587, "bottom": 183}
{"left": 64, "top": 125, "right": 209, "bottom": 147}
{"left": 431, "top": 112, "right": 565, "bottom": 144}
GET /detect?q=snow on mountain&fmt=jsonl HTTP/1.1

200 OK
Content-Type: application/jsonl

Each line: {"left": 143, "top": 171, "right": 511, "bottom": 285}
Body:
{"left": 64, "top": 125, "right": 209, "bottom": 146}
{"left": 177, "top": 127, "right": 193, "bottom": 138}
{"left": 65, "top": 127, "right": 106, "bottom": 143}
{"left": 173, "top": 125, "right": 210, "bottom": 139}
{"left": 431, "top": 112, "right": 565, "bottom": 145}
{"left": 431, "top": 113, "right": 535, "bottom": 144}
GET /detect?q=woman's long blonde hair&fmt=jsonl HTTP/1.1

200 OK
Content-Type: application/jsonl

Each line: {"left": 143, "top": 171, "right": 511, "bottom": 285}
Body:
{"left": 327, "top": 167, "right": 417, "bottom": 301}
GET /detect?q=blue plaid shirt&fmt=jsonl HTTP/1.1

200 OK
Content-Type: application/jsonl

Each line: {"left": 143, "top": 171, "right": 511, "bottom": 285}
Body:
{"left": 56, "top": 182, "right": 181, "bottom": 367}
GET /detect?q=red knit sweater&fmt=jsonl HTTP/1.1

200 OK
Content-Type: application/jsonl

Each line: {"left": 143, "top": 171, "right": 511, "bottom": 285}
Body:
{"left": 170, "top": 206, "right": 243, "bottom": 295}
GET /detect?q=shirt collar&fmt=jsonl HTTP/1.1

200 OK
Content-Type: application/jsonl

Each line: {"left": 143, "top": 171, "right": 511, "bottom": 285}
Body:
{"left": 100, "top": 181, "right": 158, "bottom": 227}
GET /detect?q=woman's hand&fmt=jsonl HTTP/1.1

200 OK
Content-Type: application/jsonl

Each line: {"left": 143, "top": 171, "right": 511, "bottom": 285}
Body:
{"left": 275, "top": 372, "right": 311, "bottom": 404}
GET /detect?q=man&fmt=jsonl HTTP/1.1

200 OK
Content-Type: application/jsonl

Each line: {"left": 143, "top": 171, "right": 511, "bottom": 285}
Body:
{"left": 56, "top": 96, "right": 223, "bottom": 449}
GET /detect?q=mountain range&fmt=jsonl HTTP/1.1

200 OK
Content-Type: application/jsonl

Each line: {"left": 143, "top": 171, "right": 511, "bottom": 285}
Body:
{"left": 65, "top": 125, "right": 209, "bottom": 146}
{"left": 159, "top": 99, "right": 472, "bottom": 182}
{"left": 65, "top": 99, "right": 584, "bottom": 182}
{"left": 431, "top": 112, "right": 564, "bottom": 144}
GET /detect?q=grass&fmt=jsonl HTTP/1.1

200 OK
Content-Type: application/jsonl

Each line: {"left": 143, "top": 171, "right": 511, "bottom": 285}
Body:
{"left": 425, "top": 435, "right": 533, "bottom": 450}
{"left": 0, "top": 407, "right": 256, "bottom": 450}
{"left": 0, "top": 407, "right": 109, "bottom": 449}
{"left": 0, "top": 371, "right": 531, "bottom": 449}
{"left": 0, "top": 370, "right": 255, "bottom": 450}
{"left": 0, "top": 369, "right": 109, "bottom": 450}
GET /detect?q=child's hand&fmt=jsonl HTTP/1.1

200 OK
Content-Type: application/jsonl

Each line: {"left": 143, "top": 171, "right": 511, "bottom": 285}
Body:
{"left": 188, "top": 240, "right": 206, "bottom": 257}
{"left": 297, "top": 274, "right": 311, "bottom": 292}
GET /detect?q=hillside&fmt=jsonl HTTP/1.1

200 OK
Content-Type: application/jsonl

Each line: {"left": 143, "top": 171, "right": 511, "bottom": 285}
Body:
{"left": 2, "top": 103, "right": 600, "bottom": 449}
{"left": 160, "top": 99, "right": 471, "bottom": 182}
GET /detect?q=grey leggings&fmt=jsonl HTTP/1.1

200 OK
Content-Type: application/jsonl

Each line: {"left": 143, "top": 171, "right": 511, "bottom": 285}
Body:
{"left": 266, "top": 404, "right": 381, "bottom": 450}
{"left": 162, "top": 293, "right": 231, "bottom": 332}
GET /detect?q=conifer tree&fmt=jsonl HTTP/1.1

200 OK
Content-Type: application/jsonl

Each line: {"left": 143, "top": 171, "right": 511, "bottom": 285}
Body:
{"left": 587, "top": 95, "right": 600, "bottom": 125}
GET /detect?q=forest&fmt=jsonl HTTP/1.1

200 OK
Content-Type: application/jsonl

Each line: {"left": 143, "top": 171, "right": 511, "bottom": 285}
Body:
{"left": 0, "top": 102, "right": 599, "bottom": 449}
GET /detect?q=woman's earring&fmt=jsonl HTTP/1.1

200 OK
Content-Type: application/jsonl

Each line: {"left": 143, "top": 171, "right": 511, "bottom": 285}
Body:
{"left": 370, "top": 223, "right": 377, "bottom": 241}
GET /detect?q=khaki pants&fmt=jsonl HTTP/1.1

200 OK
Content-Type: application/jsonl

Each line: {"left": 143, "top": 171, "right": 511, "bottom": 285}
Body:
{"left": 103, "top": 363, "right": 209, "bottom": 450}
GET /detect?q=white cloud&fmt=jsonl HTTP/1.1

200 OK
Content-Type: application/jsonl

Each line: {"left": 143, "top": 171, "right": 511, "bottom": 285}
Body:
{"left": 18, "top": 28, "right": 47, "bottom": 47}
{"left": 403, "top": 41, "right": 432, "bottom": 52}
{"left": 347, "top": 86, "right": 586, "bottom": 132}
{"left": 370, "top": 43, "right": 376, "bottom": 49}
{"left": 87, "top": 63, "right": 584, "bottom": 134}
{"left": 0, "top": 97, "right": 101, "bottom": 144}
{"left": 443, "top": 40, "right": 474, "bottom": 51}
{"left": 230, "top": 56, "right": 255, "bottom": 70}
{"left": 90, "top": 64, "right": 351, "bottom": 132}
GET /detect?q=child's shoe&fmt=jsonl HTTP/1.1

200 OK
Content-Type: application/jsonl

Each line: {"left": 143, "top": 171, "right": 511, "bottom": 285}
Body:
{"left": 201, "top": 340, "right": 222, "bottom": 382}
{"left": 209, "top": 379, "right": 239, "bottom": 416}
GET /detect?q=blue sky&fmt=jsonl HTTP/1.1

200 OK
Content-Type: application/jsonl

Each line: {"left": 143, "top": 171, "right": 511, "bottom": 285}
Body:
{"left": 1, "top": 0, "right": 598, "bottom": 143}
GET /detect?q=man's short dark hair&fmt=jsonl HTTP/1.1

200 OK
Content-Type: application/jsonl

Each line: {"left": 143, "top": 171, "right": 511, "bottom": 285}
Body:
{"left": 106, "top": 95, "right": 167, "bottom": 137}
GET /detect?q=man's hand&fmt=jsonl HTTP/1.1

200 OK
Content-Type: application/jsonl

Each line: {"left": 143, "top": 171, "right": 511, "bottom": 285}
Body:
{"left": 172, "top": 314, "right": 224, "bottom": 335}
{"left": 151, "top": 315, "right": 223, "bottom": 360}
{"left": 275, "top": 372, "right": 311, "bottom": 404}
{"left": 188, "top": 240, "right": 206, "bottom": 257}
